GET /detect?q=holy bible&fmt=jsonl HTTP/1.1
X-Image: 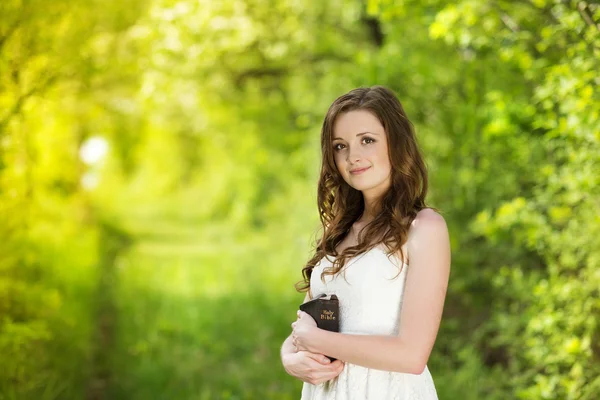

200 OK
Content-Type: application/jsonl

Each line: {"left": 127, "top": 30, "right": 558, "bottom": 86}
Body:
{"left": 299, "top": 293, "right": 340, "bottom": 361}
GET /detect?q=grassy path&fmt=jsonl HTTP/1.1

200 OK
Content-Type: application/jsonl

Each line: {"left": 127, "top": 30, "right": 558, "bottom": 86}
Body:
{"left": 86, "top": 222, "right": 133, "bottom": 400}
{"left": 102, "top": 218, "right": 304, "bottom": 399}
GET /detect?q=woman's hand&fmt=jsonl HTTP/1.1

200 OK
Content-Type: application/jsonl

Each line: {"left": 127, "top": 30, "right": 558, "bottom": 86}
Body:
{"left": 282, "top": 310, "right": 344, "bottom": 385}
{"left": 282, "top": 350, "right": 345, "bottom": 385}
{"left": 291, "top": 310, "right": 319, "bottom": 353}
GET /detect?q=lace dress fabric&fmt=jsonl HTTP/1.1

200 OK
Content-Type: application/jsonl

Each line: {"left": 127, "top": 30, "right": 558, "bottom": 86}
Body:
{"left": 300, "top": 247, "right": 439, "bottom": 400}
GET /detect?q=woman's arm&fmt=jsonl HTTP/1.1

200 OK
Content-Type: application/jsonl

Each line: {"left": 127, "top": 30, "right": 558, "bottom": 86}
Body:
{"left": 281, "top": 293, "right": 345, "bottom": 384}
{"left": 280, "top": 333, "right": 297, "bottom": 359}
{"left": 293, "top": 209, "right": 451, "bottom": 374}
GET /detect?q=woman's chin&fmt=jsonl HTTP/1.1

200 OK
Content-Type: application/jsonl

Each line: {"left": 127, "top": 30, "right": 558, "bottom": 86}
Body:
{"left": 348, "top": 183, "right": 369, "bottom": 191}
{"left": 347, "top": 180, "right": 390, "bottom": 194}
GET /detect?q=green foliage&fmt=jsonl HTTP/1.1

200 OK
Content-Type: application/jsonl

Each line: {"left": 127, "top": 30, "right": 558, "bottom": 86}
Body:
{"left": 369, "top": 0, "right": 600, "bottom": 398}
{"left": 1, "top": 0, "right": 598, "bottom": 398}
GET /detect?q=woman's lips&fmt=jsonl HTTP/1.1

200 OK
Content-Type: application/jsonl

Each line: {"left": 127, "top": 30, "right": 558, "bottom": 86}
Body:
{"left": 350, "top": 166, "right": 370, "bottom": 175}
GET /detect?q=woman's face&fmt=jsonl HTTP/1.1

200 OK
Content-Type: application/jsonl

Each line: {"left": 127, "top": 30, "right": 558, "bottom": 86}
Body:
{"left": 332, "top": 109, "right": 392, "bottom": 198}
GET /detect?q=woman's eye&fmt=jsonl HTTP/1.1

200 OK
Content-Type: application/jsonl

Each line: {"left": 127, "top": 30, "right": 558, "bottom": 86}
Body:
{"left": 363, "top": 137, "right": 375, "bottom": 144}
{"left": 333, "top": 138, "right": 374, "bottom": 152}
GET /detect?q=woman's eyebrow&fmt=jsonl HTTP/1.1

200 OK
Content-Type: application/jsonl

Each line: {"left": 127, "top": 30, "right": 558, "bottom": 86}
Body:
{"left": 333, "top": 131, "right": 380, "bottom": 140}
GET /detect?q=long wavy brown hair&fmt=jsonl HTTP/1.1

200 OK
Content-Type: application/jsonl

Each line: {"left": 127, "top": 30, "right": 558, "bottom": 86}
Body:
{"left": 296, "top": 85, "right": 438, "bottom": 296}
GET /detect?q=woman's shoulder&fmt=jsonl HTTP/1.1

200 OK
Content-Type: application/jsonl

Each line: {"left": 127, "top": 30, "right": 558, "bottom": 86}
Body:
{"left": 411, "top": 208, "right": 446, "bottom": 228}
{"left": 386, "top": 209, "right": 445, "bottom": 265}
{"left": 406, "top": 208, "right": 449, "bottom": 253}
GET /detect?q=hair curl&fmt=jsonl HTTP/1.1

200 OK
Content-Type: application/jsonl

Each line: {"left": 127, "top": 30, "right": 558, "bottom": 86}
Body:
{"left": 295, "top": 85, "right": 438, "bottom": 296}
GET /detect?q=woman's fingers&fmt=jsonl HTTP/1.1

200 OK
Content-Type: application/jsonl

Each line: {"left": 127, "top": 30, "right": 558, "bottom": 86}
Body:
{"left": 304, "top": 352, "right": 330, "bottom": 365}
{"left": 285, "top": 351, "right": 344, "bottom": 385}
{"left": 297, "top": 311, "right": 317, "bottom": 326}
{"left": 303, "top": 354, "right": 344, "bottom": 381}
{"left": 310, "top": 364, "right": 345, "bottom": 385}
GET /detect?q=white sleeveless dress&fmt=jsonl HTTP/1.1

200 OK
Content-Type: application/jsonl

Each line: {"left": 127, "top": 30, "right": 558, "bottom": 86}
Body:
{"left": 301, "top": 247, "right": 439, "bottom": 400}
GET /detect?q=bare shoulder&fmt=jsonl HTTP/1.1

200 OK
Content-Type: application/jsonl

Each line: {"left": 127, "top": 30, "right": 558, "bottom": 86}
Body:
{"left": 407, "top": 208, "right": 450, "bottom": 262}
{"left": 410, "top": 208, "right": 447, "bottom": 231}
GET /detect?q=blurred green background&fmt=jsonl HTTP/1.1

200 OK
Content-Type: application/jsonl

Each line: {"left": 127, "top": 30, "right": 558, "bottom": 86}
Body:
{"left": 1, "top": 0, "right": 599, "bottom": 399}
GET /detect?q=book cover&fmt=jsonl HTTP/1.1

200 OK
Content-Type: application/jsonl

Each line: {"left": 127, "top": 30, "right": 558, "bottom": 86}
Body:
{"left": 299, "top": 293, "right": 339, "bottom": 361}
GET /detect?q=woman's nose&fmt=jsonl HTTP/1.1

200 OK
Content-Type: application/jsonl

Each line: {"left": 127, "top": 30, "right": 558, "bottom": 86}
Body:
{"left": 347, "top": 147, "right": 362, "bottom": 163}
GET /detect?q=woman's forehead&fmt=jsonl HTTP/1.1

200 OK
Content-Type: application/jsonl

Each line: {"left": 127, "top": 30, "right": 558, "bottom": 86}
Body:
{"left": 333, "top": 110, "right": 384, "bottom": 139}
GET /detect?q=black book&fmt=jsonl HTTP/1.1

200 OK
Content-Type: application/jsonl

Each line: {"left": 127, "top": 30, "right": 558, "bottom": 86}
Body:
{"left": 299, "top": 293, "right": 340, "bottom": 361}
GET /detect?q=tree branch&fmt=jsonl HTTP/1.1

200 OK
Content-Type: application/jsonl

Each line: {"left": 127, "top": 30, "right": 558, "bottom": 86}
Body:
{"left": 0, "top": 17, "right": 21, "bottom": 54}
{"left": 576, "top": 1, "right": 600, "bottom": 33}
{"left": 0, "top": 73, "right": 59, "bottom": 130}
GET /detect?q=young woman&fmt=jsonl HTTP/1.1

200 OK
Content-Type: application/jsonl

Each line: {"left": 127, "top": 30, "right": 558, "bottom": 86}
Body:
{"left": 279, "top": 86, "right": 450, "bottom": 399}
